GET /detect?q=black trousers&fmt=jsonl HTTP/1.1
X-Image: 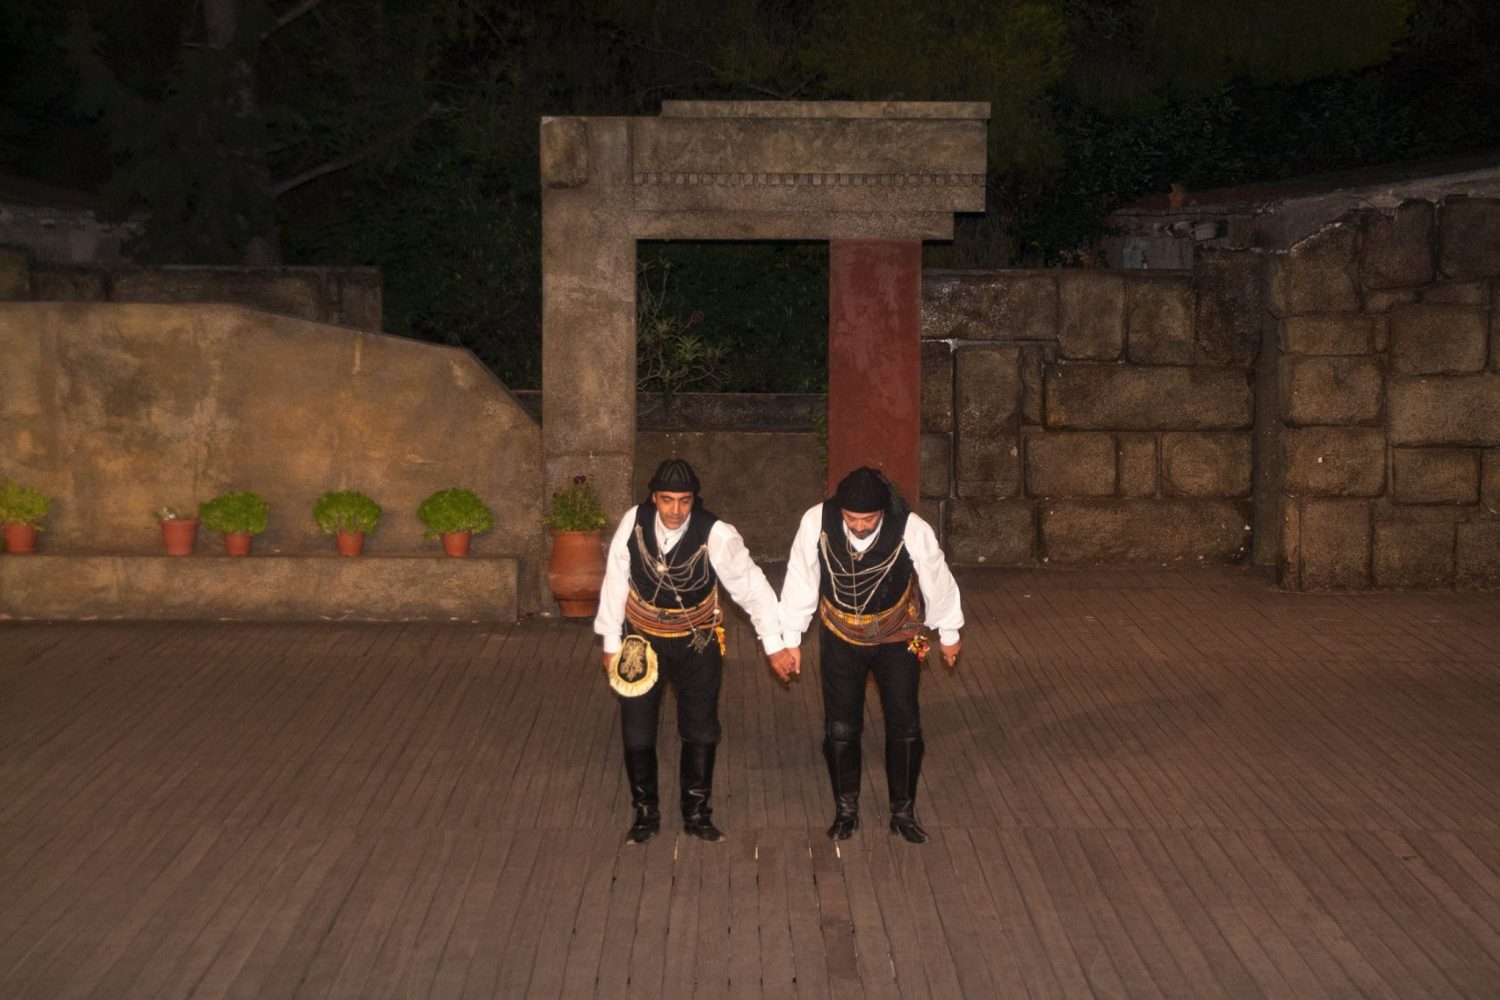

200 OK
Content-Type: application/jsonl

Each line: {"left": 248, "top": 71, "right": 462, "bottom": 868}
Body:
{"left": 619, "top": 632, "right": 723, "bottom": 751}
{"left": 818, "top": 623, "right": 922, "bottom": 743}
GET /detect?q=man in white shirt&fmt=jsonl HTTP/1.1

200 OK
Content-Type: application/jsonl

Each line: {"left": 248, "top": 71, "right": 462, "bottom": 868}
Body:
{"left": 777, "top": 466, "right": 963, "bottom": 844}
{"left": 595, "top": 458, "right": 796, "bottom": 845}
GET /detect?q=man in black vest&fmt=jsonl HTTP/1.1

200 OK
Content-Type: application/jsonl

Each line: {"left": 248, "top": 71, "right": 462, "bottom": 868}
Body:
{"left": 595, "top": 458, "right": 795, "bottom": 845}
{"left": 776, "top": 466, "right": 963, "bottom": 844}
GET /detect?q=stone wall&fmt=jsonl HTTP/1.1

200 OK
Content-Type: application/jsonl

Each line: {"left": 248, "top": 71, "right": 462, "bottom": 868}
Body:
{"left": 1274, "top": 198, "right": 1500, "bottom": 590}
{"left": 0, "top": 302, "right": 543, "bottom": 610}
{"left": 920, "top": 261, "right": 1260, "bottom": 569}
{"left": 0, "top": 250, "right": 382, "bottom": 330}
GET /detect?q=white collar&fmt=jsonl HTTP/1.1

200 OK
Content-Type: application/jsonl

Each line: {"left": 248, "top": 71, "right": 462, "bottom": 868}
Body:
{"left": 843, "top": 520, "right": 881, "bottom": 553}
{"left": 655, "top": 511, "right": 690, "bottom": 553}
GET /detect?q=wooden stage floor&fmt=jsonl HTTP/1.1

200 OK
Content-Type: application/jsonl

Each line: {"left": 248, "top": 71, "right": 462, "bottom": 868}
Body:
{"left": 3, "top": 567, "right": 1500, "bottom": 998}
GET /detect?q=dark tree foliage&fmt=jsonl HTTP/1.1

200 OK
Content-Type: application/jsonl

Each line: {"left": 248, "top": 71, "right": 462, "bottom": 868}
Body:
{"left": 4, "top": 0, "right": 1496, "bottom": 389}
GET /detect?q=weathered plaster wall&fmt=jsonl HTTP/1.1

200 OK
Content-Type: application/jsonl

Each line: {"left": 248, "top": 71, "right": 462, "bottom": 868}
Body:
{"left": 920, "top": 258, "right": 1261, "bottom": 570}
{"left": 1274, "top": 198, "right": 1500, "bottom": 590}
{"left": 0, "top": 302, "right": 543, "bottom": 606}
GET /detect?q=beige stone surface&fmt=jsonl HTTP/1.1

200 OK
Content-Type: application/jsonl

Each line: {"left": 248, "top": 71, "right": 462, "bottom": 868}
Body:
{"left": 1126, "top": 274, "right": 1195, "bottom": 365}
{"left": 0, "top": 302, "right": 543, "bottom": 611}
{"left": 920, "top": 433, "right": 951, "bottom": 499}
{"left": 944, "top": 498, "right": 1034, "bottom": 565}
{"left": 1389, "top": 374, "right": 1500, "bottom": 446}
{"left": 1389, "top": 304, "right": 1489, "bottom": 375}
{"left": 1439, "top": 197, "right": 1500, "bottom": 279}
{"left": 1390, "top": 447, "right": 1480, "bottom": 504}
{"left": 1282, "top": 427, "right": 1387, "bottom": 496}
{"left": 1420, "top": 280, "right": 1491, "bottom": 305}
{"left": 954, "top": 345, "right": 1021, "bottom": 498}
{"left": 1374, "top": 518, "right": 1455, "bottom": 588}
{"left": 1281, "top": 356, "right": 1383, "bottom": 426}
{"left": 923, "top": 270, "right": 1057, "bottom": 342}
{"left": 1057, "top": 270, "right": 1124, "bottom": 360}
{"left": 1456, "top": 521, "right": 1500, "bottom": 588}
{"left": 1194, "top": 249, "right": 1262, "bottom": 365}
{"left": 1020, "top": 345, "right": 1047, "bottom": 425}
{"left": 1044, "top": 364, "right": 1253, "bottom": 431}
{"left": 1360, "top": 201, "right": 1434, "bottom": 289}
{"left": 1287, "top": 498, "right": 1371, "bottom": 589}
{"left": 1363, "top": 288, "right": 1419, "bottom": 314}
{"left": 0, "top": 553, "right": 517, "bottom": 621}
{"left": 1484, "top": 449, "right": 1500, "bottom": 517}
{"left": 920, "top": 340, "right": 953, "bottom": 433}
{"left": 1275, "top": 224, "right": 1360, "bottom": 315}
{"left": 1118, "top": 434, "right": 1158, "bottom": 497}
{"left": 1281, "top": 314, "right": 1375, "bottom": 355}
{"left": 1161, "top": 432, "right": 1252, "bottom": 498}
{"left": 1024, "top": 431, "right": 1116, "bottom": 498}
{"left": 1040, "top": 499, "right": 1251, "bottom": 564}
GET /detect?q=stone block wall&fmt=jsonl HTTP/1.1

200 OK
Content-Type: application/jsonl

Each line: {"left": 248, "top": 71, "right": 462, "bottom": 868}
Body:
{"left": 0, "top": 302, "right": 544, "bottom": 607}
{"left": 0, "top": 250, "right": 382, "bottom": 330}
{"left": 1275, "top": 198, "right": 1500, "bottom": 590}
{"left": 922, "top": 262, "right": 1259, "bottom": 568}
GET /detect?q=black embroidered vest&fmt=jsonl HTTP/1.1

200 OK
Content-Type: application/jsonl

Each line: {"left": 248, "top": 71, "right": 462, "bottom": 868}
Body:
{"left": 817, "top": 500, "right": 914, "bottom": 616}
{"left": 627, "top": 503, "right": 720, "bottom": 609}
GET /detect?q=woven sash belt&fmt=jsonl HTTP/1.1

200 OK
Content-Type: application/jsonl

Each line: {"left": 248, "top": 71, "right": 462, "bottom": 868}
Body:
{"left": 625, "top": 586, "right": 721, "bottom": 638}
{"left": 819, "top": 576, "right": 924, "bottom": 647}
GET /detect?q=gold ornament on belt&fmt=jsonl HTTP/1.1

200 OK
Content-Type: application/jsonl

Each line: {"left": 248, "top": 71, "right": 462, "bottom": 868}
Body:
{"left": 609, "top": 634, "right": 659, "bottom": 697}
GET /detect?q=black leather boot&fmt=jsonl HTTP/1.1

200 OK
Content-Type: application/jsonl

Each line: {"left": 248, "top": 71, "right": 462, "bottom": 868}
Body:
{"left": 680, "top": 742, "right": 726, "bottom": 842}
{"left": 623, "top": 747, "right": 661, "bottom": 845}
{"left": 823, "top": 737, "right": 862, "bottom": 841}
{"left": 886, "top": 736, "right": 930, "bottom": 844}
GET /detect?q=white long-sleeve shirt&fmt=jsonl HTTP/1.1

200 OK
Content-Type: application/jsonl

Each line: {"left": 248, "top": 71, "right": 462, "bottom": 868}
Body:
{"left": 779, "top": 504, "right": 964, "bottom": 649}
{"left": 594, "top": 506, "right": 786, "bottom": 656}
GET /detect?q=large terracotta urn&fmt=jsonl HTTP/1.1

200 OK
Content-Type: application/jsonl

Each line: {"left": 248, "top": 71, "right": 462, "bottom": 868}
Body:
{"left": 548, "top": 529, "right": 606, "bottom": 618}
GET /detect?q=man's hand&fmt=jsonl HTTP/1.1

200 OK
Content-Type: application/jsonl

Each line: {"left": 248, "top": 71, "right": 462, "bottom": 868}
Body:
{"left": 602, "top": 652, "right": 615, "bottom": 676}
{"left": 940, "top": 640, "right": 961, "bottom": 671}
{"left": 768, "top": 647, "right": 801, "bottom": 683}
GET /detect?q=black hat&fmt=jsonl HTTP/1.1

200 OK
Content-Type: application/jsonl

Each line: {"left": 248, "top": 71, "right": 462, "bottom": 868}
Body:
{"left": 648, "top": 458, "right": 701, "bottom": 495}
{"left": 834, "top": 466, "right": 890, "bottom": 513}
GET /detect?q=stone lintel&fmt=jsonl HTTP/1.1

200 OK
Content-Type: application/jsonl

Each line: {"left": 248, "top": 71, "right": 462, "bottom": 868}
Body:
{"left": 631, "top": 211, "right": 954, "bottom": 242}
{"left": 660, "top": 101, "right": 992, "bottom": 120}
{"left": 633, "top": 116, "right": 987, "bottom": 186}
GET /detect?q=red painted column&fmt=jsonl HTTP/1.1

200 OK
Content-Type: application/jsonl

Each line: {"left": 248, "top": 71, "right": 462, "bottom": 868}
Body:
{"left": 827, "top": 239, "right": 922, "bottom": 505}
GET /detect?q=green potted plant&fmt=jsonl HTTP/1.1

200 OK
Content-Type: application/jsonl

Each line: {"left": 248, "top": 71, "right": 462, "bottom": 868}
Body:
{"left": 198, "top": 491, "right": 269, "bottom": 556}
{"left": 417, "top": 487, "right": 494, "bottom": 557}
{"left": 155, "top": 505, "right": 199, "bottom": 556}
{"left": 314, "top": 489, "right": 382, "bottom": 557}
{"left": 543, "top": 474, "right": 608, "bottom": 617}
{"left": 0, "top": 479, "right": 50, "bottom": 554}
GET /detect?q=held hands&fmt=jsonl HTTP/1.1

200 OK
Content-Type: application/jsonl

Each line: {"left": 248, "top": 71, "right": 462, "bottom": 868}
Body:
{"left": 768, "top": 646, "right": 801, "bottom": 684}
{"left": 940, "top": 640, "right": 961, "bottom": 671}
{"left": 602, "top": 652, "right": 615, "bottom": 676}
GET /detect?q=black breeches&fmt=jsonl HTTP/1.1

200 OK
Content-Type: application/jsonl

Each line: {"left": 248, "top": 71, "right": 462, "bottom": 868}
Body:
{"left": 817, "top": 623, "right": 922, "bottom": 743}
{"left": 619, "top": 633, "right": 723, "bottom": 751}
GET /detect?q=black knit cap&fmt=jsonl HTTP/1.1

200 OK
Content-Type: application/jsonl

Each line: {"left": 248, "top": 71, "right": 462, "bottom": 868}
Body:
{"left": 834, "top": 466, "right": 890, "bottom": 514}
{"left": 648, "top": 458, "right": 701, "bottom": 495}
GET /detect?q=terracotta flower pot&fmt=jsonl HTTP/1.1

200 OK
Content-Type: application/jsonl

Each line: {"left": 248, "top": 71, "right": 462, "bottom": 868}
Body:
{"left": 3, "top": 523, "right": 38, "bottom": 554}
{"left": 548, "top": 529, "right": 606, "bottom": 618}
{"left": 224, "top": 531, "right": 253, "bottom": 556}
{"left": 160, "top": 518, "right": 199, "bottom": 556}
{"left": 336, "top": 530, "right": 365, "bottom": 557}
{"left": 441, "top": 531, "right": 471, "bottom": 558}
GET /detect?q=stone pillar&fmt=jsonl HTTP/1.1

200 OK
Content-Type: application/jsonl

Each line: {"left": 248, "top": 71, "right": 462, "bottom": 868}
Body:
{"left": 540, "top": 117, "right": 638, "bottom": 519}
{"left": 827, "top": 239, "right": 922, "bottom": 504}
